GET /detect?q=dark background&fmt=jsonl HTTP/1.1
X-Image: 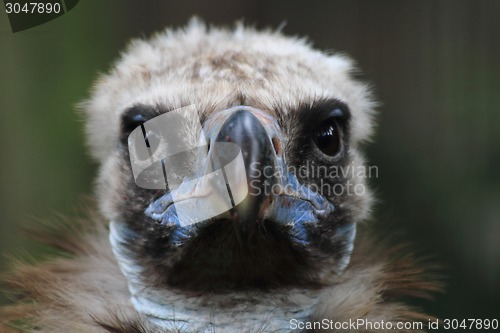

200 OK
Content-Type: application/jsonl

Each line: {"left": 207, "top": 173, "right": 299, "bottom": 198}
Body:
{"left": 1, "top": 0, "right": 499, "bottom": 329}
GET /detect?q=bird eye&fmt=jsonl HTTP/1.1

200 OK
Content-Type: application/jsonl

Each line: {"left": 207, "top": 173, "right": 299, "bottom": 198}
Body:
{"left": 314, "top": 119, "right": 341, "bottom": 157}
{"left": 121, "top": 112, "right": 148, "bottom": 139}
{"left": 121, "top": 106, "right": 162, "bottom": 160}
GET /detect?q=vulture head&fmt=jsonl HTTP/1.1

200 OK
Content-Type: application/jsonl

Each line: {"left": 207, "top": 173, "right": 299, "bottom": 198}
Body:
{"left": 83, "top": 21, "right": 377, "bottom": 331}
{"left": 0, "top": 20, "right": 441, "bottom": 333}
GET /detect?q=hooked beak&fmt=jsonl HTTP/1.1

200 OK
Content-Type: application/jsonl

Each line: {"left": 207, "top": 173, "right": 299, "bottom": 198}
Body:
{"left": 213, "top": 109, "right": 277, "bottom": 243}
{"left": 144, "top": 106, "right": 336, "bottom": 247}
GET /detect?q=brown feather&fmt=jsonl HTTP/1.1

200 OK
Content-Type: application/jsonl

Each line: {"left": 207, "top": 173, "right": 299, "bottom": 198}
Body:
{"left": 1, "top": 21, "right": 441, "bottom": 333}
{"left": 1, "top": 213, "right": 441, "bottom": 332}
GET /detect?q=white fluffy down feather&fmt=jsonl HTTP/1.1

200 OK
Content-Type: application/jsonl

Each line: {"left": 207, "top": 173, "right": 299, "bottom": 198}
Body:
{"left": 1, "top": 20, "right": 439, "bottom": 333}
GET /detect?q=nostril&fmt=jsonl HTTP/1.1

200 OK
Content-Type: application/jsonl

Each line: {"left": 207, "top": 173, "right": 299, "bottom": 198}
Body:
{"left": 272, "top": 137, "right": 282, "bottom": 155}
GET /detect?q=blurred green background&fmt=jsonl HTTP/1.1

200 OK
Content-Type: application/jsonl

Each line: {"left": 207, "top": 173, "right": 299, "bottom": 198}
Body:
{"left": 1, "top": 0, "right": 499, "bottom": 328}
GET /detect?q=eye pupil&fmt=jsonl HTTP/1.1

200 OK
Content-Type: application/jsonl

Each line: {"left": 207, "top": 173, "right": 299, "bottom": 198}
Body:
{"left": 120, "top": 105, "right": 157, "bottom": 141}
{"left": 314, "top": 122, "right": 340, "bottom": 157}
{"left": 122, "top": 113, "right": 147, "bottom": 137}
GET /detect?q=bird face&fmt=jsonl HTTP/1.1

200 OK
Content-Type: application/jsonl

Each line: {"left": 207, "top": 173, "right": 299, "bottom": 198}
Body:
{"left": 84, "top": 24, "right": 375, "bottom": 294}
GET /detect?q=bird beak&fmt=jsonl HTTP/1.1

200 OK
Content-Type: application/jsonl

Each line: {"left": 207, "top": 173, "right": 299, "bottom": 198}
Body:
{"left": 144, "top": 106, "right": 336, "bottom": 247}
{"left": 212, "top": 109, "right": 278, "bottom": 243}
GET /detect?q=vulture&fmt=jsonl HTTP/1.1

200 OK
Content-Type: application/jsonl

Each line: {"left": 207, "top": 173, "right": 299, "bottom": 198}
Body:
{"left": 0, "top": 21, "right": 439, "bottom": 333}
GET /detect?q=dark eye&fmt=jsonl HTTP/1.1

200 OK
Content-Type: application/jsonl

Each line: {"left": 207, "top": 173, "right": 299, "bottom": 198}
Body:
{"left": 120, "top": 106, "right": 161, "bottom": 159}
{"left": 314, "top": 119, "right": 341, "bottom": 157}
{"left": 121, "top": 110, "right": 148, "bottom": 141}
{"left": 120, "top": 105, "right": 159, "bottom": 141}
{"left": 123, "top": 114, "right": 147, "bottom": 135}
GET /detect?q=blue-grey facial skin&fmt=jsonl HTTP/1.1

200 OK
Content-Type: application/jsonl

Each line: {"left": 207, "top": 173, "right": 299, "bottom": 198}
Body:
{"left": 143, "top": 107, "right": 340, "bottom": 248}
{"left": 145, "top": 171, "right": 337, "bottom": 247}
